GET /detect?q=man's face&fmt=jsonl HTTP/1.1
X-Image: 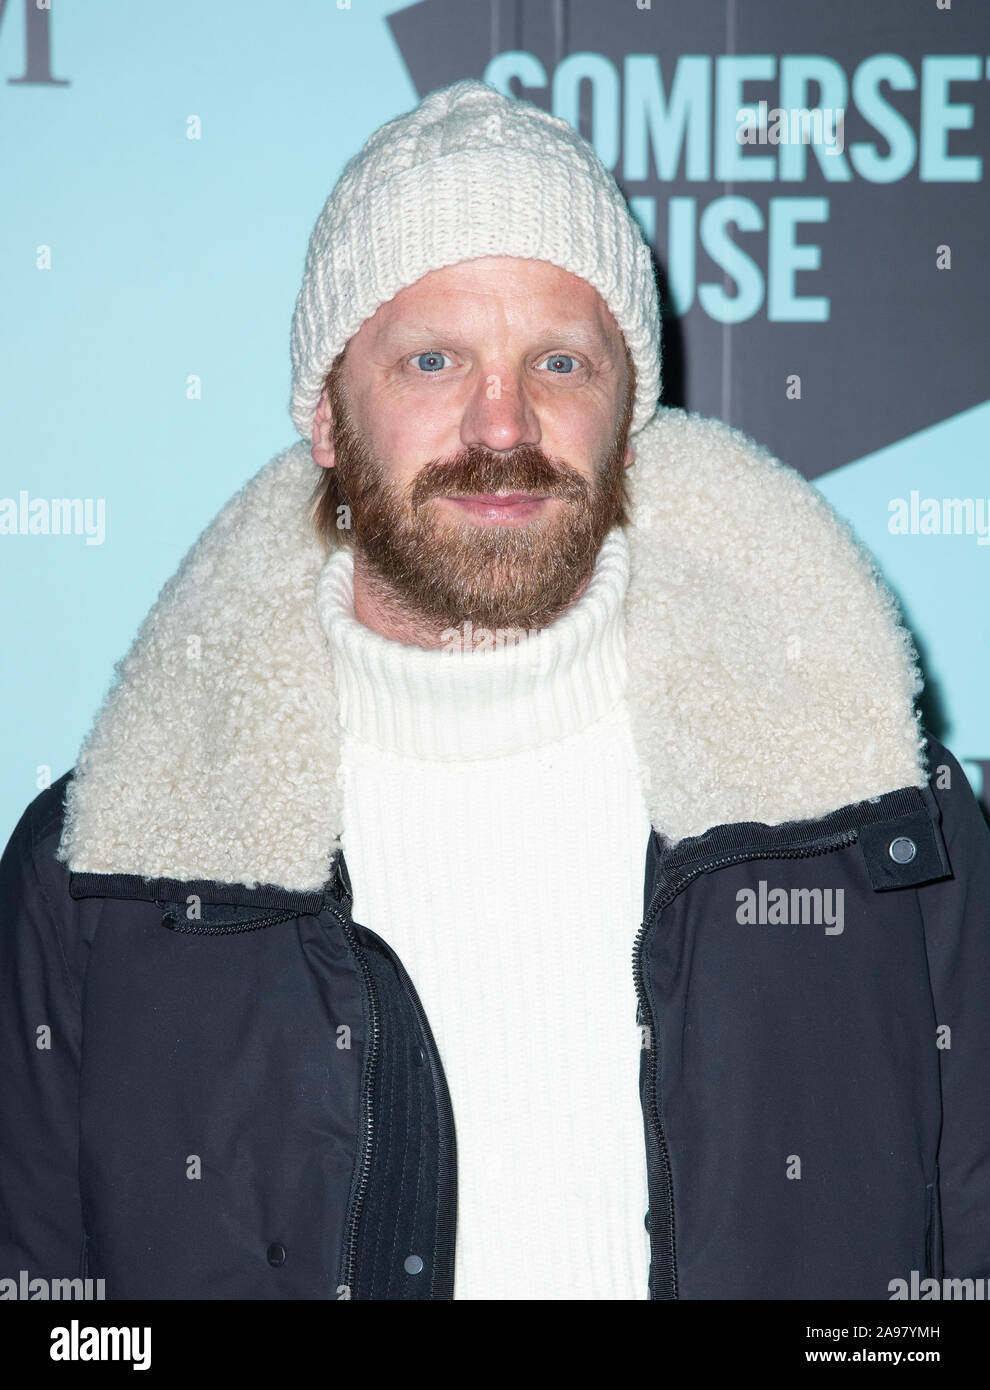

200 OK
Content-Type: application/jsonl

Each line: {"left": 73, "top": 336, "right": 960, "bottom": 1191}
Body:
{"left": 311, "top": 256, "right": 636, "bottom": 634}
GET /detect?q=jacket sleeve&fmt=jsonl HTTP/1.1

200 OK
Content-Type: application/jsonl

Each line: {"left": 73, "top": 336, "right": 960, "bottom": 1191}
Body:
{"left": 0, "top": 779, "right": 86, "bottom": 1282}
{"left": 917, "top": 737, "right": 990, "bottom": 1281}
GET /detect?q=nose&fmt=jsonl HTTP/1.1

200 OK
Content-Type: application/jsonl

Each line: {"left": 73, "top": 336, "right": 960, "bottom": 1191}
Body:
{"left": 458, "top": 370, "right": 542, "bottom": 453}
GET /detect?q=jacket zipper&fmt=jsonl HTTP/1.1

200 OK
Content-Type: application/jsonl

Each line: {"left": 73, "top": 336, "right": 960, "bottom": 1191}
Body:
{"left": 324, "top": 867, "right": 457, "bottom": 1299}
{"left": 360, "top": 924, "right": 458, "bottom": 1299}
{"left": 632, "top": 826, "right": 859, "bottom": 1300}
{"left": 161, "top": 908, "right": 298, "bottom": 935}
{"left": 323, "top": 891, "right": 381, "bottom": 1300}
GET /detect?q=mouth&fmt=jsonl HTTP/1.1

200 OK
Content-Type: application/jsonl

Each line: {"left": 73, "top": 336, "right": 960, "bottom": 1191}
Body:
{"left": 440, "top": 492, "right": 549, "bottom": 525}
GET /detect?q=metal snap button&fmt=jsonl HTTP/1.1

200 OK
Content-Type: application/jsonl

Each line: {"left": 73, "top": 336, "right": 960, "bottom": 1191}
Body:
{"left": 889, "top": 836, "right": 917, "bottom": 864}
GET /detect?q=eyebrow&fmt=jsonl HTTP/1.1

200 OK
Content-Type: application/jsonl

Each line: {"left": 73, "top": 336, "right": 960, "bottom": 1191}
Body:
{"left": 378, "top": 323, "right": 612, "bottom": 353}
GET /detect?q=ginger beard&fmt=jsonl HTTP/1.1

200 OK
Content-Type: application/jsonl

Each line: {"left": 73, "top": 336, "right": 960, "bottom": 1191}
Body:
{"left": 326, "top": 367, "right": 634, "bottom": 632}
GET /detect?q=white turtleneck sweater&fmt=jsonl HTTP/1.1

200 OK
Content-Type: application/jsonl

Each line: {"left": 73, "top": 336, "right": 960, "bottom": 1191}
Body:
{"left": 316, "top": 526, "right": 654, "bottom": 1300}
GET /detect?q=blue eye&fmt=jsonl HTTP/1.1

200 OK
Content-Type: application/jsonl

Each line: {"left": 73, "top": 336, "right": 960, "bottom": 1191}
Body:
{"left": 414, "top": 351, "right": 450, "bottom": 372}
{"left": 541, "top": 354, "right": 576, "bottom": 373}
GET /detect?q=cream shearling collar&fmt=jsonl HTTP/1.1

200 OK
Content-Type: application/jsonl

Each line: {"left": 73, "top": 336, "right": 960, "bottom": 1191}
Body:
{"left": 56, "top": 407, "right": 928, "bottom": 892}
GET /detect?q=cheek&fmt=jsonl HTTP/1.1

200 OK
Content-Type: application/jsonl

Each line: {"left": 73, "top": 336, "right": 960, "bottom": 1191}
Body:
{"left": 551, "top": 425, "right": 609, "bottom": 485}
{"left": 371, "top": 406, "right": 455, "bottom": 483}
{"left": 542, "top": 395, "right": 617, "bottom": 467}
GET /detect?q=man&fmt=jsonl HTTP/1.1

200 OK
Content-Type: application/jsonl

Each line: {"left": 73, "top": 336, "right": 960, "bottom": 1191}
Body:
{"left": 1, "top": 78, "right": 989, "bottom": 1302}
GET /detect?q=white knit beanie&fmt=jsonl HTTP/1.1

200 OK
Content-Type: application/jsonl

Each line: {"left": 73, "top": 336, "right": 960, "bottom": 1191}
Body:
{"left": 289, "top": 78, "right": 662, "bottom": 441}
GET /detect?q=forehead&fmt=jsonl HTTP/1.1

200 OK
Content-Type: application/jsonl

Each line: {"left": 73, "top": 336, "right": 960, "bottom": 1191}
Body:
{"left": 358, "top": 256, "right": 621, "bottom": 348}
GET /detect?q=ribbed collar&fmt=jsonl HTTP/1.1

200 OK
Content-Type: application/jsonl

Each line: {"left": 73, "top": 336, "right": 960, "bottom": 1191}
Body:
{"left": 315, "top": 527, "right": 630, "bottom": 761}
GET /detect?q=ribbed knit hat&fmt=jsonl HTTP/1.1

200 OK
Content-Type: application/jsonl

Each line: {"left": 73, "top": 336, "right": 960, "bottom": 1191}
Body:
{"left": 289, "top": 79, "right": 661, "bottom": 441}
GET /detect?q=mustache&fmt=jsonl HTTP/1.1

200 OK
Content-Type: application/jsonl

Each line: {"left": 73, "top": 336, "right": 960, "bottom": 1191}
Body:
{"left": 408, "top": 446, "right": 589, "bottom": 508}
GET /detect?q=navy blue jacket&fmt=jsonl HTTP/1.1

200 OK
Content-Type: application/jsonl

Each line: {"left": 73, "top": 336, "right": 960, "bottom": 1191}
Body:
{"left": 1, "top": 733, "right": 989, "bottom": 1299}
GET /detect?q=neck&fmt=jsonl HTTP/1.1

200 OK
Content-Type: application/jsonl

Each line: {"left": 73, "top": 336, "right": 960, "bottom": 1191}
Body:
{"left": 350, "top": 544, "right": 595, "bottom": 651}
